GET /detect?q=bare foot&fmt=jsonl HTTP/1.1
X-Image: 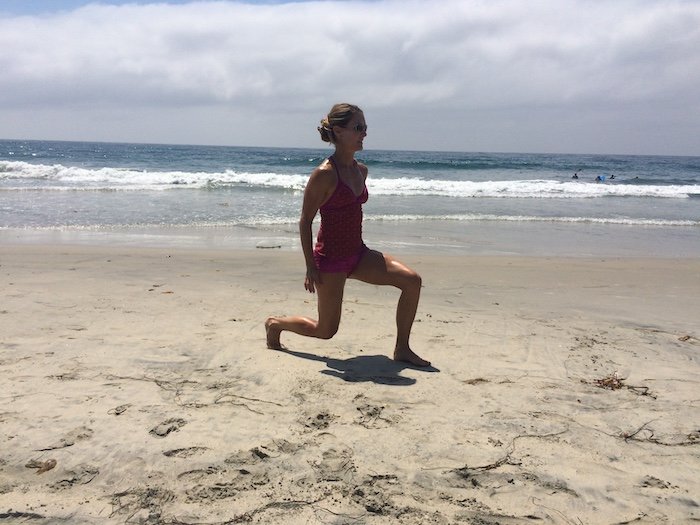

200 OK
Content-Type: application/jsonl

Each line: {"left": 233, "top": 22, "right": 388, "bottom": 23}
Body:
{"left": 394, "top": 348, "right": 431, "bottom": 367}
{"left": 265, "top": 317, "right": 283, "bottom": 350}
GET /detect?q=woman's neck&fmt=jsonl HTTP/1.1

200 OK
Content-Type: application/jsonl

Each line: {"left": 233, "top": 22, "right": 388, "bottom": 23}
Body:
{"left": 332, "top": 150, "right": 355, "bottom": 169}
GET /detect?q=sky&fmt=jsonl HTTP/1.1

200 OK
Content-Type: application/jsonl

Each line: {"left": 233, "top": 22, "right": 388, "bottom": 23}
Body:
{"left": 1, "top": 0, "right": 699, "bottom": 155}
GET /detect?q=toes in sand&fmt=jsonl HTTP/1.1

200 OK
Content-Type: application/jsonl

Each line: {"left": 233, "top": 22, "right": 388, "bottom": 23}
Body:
{"left": 394, "top": 348, "right": 431, "bottom": 367}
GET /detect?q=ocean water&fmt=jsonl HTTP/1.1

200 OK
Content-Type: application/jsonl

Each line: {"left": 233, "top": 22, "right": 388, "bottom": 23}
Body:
{"left": 1, "top": 139, "right": 699, "bottom": 257}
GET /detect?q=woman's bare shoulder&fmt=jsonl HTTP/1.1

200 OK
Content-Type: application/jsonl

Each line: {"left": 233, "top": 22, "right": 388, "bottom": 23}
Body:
{"left": 357, "top": 161, "right": 369, "bottom": 179}
{"left": 309, "top": 159, "right": 336, "bottom": 181}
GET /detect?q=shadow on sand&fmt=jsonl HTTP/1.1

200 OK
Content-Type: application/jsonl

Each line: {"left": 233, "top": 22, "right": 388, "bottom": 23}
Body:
{"left": 276, "top": 348, "right": 440, "bottom": 386}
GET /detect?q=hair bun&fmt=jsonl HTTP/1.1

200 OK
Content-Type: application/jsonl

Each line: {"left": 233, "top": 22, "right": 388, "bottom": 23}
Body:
{"left": 318, "top": 118, "right": 333, "bottom": 143}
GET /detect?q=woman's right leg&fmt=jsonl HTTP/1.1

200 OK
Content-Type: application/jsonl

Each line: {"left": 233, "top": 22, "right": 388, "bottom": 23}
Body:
{"left": 266, "top": 272, "right": 346, "bottom": 349}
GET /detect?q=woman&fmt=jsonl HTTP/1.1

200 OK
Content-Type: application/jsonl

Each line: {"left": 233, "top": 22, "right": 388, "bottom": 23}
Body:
{"left": 265, "top": 103, "right": 430, "bottom": 367}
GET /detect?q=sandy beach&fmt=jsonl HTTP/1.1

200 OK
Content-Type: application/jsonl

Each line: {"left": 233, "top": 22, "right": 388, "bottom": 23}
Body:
{"left": 1, "top": 243, "right": 699, "bottom": 524}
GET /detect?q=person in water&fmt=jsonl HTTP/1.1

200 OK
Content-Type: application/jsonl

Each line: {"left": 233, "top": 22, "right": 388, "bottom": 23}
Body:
{"left": 265, "top": 103, "right": 430, "bottom": 367}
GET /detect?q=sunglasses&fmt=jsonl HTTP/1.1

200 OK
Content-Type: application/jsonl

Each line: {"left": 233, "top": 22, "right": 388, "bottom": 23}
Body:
{"left": 348, "top": 124, "right": 368, "bottom": 133}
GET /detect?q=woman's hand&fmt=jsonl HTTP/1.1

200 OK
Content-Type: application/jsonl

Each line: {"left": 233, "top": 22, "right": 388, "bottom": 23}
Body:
{"left": 304, "top": 266, "right": 322, "bottom": 293}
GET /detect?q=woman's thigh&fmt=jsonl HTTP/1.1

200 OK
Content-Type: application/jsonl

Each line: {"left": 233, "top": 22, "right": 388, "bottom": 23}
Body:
{"left": 350, "top": 249, "right": 419, "bottom": 287}
{"left": 315, "top": 272, "right": 347, "bottom": 332}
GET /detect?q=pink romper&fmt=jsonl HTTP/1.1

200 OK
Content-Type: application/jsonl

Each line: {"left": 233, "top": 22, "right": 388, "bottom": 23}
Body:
{"left": 313, "top": 159, "right": 369, "bottom": 275}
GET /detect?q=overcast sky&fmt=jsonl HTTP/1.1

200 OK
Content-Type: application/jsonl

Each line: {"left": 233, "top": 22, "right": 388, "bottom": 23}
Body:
{"left": 1, "top": 0, "right": 699, "bottom": 155}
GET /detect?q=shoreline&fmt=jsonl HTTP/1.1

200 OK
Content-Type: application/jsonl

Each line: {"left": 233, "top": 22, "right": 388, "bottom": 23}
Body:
{"left": 2, "top": 218, "right": 700, "bottom": 258}
{"left": 1, "top": 245, "right": 698, "bottom": 523}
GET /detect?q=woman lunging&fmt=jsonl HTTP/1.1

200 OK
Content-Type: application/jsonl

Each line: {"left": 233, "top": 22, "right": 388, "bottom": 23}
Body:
{"left": 265, "top": 103, "right": 430, "bottom": 367}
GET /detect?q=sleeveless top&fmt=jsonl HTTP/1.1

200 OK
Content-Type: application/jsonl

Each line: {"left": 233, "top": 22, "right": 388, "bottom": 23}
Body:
{"left": 313, "top": 158, "right": 369, "bottom": 260}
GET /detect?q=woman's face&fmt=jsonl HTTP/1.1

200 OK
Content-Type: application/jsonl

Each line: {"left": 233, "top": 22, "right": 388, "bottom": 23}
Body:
{"left": 334, "top": 112, "right": 367, "bottom": 151}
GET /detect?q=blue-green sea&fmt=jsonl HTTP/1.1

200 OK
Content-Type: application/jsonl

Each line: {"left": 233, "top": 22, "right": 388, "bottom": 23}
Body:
{"left": 1, "top": 139, "right": 698, "bottom": 256}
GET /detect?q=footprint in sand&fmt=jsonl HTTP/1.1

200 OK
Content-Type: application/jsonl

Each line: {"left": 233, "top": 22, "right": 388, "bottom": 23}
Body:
{"left": 353, "top": 394, "right": 398, "bottom": 428}
{"left": 351, "top": 484, "right": 394, "bottom": 515}
{"left": 149, "top": 418, "right": 187, "bottom": 438}
{"left": 36, "top": 426, "right": 93, "bottom": 451}
{"left": 225, "top": 446, "right": 274, "bottom": 465}
{"left": 110, "top": 487, "right": 174, "bottom": 520}
{"left": 108, "top": 404, "right": 131, "bottom": 416}
{"left": 640, "top": 475, "right": 673, "bottom": 489}
{"left": 355, "top": 402, "right": 387, "bottom": 428}
{"left": 314, "top": 447, "right": 355, "bottom": 482}
{"left": 163, "top": 447, "right": 209, "bottom": 458}
{"left": 302, "top": 411, "right": 335, "bottom": 430}
{"left": 351, "top": 473, "right": 402, "bottom": 514}
{"left": 185, "top": 467, "right": 271, "bottom": 502}
{"left": 51, "top": 464, "right": 99, "bottom": 490}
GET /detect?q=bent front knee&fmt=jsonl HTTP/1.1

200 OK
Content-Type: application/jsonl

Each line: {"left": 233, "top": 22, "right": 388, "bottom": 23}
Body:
{"left": 405, "top": 270, "right": 422, "bottom": 291}
{"left": 414, "top": 272, "right": 422, "bottom": 288}
{"left": 316, "top": 325, "right": 339, "bottom": 340}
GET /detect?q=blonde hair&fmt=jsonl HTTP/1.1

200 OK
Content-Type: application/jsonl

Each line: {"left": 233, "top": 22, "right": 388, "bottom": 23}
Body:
{"left": 317, "top": 103, "right": 363, "bottom": 144}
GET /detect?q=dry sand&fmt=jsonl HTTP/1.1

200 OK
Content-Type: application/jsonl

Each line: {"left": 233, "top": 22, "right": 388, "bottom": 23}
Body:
{"left": 1, "top": 244, "right": 699, "bottom": 524}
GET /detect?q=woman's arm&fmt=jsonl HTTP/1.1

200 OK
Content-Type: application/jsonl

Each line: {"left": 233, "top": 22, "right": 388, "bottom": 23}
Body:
{"left": 299, "top": 163, "right": 335, "bottom": 292}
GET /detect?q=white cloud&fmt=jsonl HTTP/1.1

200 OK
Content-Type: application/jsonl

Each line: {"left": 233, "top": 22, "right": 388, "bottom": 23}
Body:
{"left": 1, "top": 0, "right": 698, "bottom": 154}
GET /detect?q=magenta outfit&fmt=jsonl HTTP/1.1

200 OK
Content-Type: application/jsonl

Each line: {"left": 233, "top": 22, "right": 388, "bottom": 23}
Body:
{"left": 313, "top": 158, "right": 369, "bottom": 275}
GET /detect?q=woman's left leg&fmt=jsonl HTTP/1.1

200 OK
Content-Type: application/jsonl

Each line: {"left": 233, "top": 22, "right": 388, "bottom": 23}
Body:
{"left": 350, "top": 249, "right": 430, "bottom": 367}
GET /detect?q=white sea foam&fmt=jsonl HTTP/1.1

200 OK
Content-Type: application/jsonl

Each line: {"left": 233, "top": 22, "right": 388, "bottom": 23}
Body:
{"left": 2, "top": 160, "right": 699, "bottom": 199}
{"left": 2, "top": 213, "right": 695, "bottom": 230}
{"left": 0, "top": 161, "right": 308, "bottom": 191}
{"left": 368, "top": 177, "right": 699, "bottom": 199}
{"left": 364, "top": 214, "right": 699, "bottom": 227}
